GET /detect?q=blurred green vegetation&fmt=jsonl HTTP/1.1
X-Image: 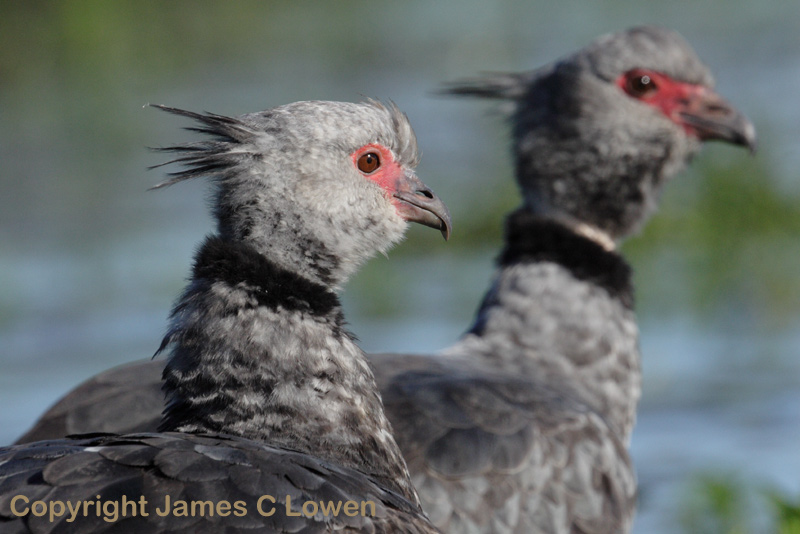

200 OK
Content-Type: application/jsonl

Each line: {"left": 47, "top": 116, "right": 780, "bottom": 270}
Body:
{"left": 624, "top": 150, "right": 800, "bottom": 328}
{"left": 680, "top": 474, "right": 800, "bottom": 534}
{"left": 0, "top": 1, "right": 346, "bottom": 86}
{"left": 771, "top": 492, "right": 800, "bottom": 534}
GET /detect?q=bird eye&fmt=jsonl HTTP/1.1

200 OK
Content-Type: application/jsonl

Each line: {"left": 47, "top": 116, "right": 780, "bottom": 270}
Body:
{"left": 357, "top": 152, "right": 381, "bottom": 174}
{"left": 625, "top": 71, "right": 658, "bottom": 98}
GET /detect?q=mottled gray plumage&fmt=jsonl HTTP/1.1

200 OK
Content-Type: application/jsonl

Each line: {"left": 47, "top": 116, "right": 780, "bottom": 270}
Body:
{"left": 2, "top": 100, "right": 449, "bottom": 533}
{"left": 373, "top": 214, "right": 640, "bottom": 533}
{"left": 15, "top": 26, "right": 756, "bottom": 534}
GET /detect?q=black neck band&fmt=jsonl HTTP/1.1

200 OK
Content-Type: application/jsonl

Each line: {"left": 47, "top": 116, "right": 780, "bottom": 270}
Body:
{"left": 499, "top": 210, "right": 634, "bottom": 309}
{"left": 192, "top": 235, "right": 342, "bottom": 318}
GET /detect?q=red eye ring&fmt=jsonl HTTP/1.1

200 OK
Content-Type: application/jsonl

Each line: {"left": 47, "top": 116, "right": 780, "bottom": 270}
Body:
{"left": 357, "top": 152, "right": 381, "bottom": 174}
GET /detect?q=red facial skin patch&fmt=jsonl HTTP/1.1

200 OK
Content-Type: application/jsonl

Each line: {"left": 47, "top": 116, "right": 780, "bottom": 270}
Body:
{"left": 351, "top": 143, "right": 406, "bottom": 208}
{"left": 616, "top": 69, "right": 711, "bottom": 138}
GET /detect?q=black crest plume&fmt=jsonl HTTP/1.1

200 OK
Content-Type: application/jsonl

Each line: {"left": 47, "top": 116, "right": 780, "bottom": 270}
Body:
{"left": 148, "top": 104, "right": 255, "bottom": 189}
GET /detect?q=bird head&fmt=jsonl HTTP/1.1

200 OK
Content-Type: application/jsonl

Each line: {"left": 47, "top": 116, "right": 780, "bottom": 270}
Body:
{"left": 152, "top": 100, "right": 451, "bottom": 287}
{"left": 445, "top": 26, "right": 755, "bottom": 243}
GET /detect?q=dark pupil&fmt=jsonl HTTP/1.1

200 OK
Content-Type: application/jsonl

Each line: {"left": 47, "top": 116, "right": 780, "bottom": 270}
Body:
{"left": 633, "top": 75, "right": 652, "bottom": 93}
{"left": 359, "top": 153, "right": 380, "bottom": 173}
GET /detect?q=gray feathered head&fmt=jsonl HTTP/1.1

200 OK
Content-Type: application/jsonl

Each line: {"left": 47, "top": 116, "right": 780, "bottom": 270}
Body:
{"left": 446, "top": 26, "right": 755, "bottom": 240}
{"left": 153, "top": 100, "right": 451, "bottom": 287}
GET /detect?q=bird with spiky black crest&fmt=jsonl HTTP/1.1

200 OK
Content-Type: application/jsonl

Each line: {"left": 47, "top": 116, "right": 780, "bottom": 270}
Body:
{"left": 1, "top": 99, "right": 451, "bottom": 533}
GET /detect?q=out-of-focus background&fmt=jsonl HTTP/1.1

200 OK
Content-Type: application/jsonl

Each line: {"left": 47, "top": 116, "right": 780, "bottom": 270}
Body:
{"left": 1, "top": 2, "right": 798, "bottom": 532}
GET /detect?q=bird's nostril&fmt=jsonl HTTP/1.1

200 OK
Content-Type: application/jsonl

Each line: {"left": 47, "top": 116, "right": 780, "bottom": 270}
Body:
{"left": 417, "top": 189, "right": 435, "bottom": 200}
{"left": 705, "top": 103, "right": 728, "bottom": 114}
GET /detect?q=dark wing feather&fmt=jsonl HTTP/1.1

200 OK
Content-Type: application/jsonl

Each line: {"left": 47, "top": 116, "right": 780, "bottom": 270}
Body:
{"left": 0, "top": 433, "right": 438, "bottom": 533}
{"left": 15, "top": 360, "right": 164, "bottom": 444}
